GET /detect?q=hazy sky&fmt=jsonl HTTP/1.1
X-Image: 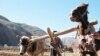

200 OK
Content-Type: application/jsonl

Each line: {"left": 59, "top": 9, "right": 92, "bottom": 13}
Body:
{"left": 0, "top": 0, "right": 100, "bottom": 37}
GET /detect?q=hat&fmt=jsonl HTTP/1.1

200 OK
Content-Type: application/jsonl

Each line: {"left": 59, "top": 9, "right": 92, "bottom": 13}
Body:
{"left": 53, "top": 31, "right": 57, "bottom": 32}
{"left": 81, "top": 39, "right": 87, "bottom": 42}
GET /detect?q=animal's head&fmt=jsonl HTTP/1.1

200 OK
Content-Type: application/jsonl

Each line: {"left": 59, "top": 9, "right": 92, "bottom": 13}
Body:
{"left": 19, "top": 36, "right": 30, "bottom": 55}
{"left": 70, "top": 3, "right": 88, "bottom": 22}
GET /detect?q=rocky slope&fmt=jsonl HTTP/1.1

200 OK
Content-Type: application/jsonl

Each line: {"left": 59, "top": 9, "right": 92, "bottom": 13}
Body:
{"left": 0, "top": 15, "right": 46, "bottom": 46}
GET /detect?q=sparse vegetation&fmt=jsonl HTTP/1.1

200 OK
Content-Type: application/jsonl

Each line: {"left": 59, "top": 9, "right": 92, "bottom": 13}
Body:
{"left": 0, "top": 46, "right": 100, "bottom": 56}
{"left": 0, "top": 46, "right": 79, "bottom": 56}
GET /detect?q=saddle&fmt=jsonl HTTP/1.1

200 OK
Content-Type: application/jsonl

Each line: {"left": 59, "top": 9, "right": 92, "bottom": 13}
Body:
{"left": 78, "top": 24, "right": 95, "bottom": 36}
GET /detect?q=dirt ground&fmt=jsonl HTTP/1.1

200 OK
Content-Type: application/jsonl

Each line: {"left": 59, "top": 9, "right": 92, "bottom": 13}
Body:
{"left": 0, "top": 47, "right": 78, "bottom": 56}
{"left": 0, "top": 47, "right": 99, "bottom": 56}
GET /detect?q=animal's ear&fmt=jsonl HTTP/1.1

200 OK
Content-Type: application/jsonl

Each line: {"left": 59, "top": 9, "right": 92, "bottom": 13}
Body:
{"left": 85, "top": 3, "right": 89, "bottom": 8}
{"left": 79, "top": 3, "right": 89, "bottom": 8}
{"left": 86, "top": 3, "right": 89, "bottom": 6}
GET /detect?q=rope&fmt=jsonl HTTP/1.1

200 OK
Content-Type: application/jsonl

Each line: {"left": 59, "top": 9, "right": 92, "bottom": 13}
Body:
{"left": 75, "top": 29, "right": 79, "bottom": 39}
{"left": 63, "top": 38, "right": 65, "bottom": 56}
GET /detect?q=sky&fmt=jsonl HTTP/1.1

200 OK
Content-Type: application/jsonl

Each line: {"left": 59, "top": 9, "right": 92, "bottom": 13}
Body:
{"left": 0, "top": 0, "right": 100, "bottom": 37}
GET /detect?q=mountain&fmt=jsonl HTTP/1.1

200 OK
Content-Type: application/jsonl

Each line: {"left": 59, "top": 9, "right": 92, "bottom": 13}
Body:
{"left": 61, "top": 37, "right": 79, "bottom": 47}
{"left": 0, "top": 15, "right": 47, "bottom": 46}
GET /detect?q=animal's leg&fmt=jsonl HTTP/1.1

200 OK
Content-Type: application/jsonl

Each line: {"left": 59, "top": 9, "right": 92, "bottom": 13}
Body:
{"left": 41, "top": 43, "right": 44, "bottom": 56}
{"left": 92, "top": 40, "right": 98, "bottom": 56}
{"left": 80, "top": 53, "right": 82, "bottom": 56}
{"left": 82, "top": 54, "right": 86, "bottom": 56}
{"left": 93, "top": 48, "right": 98, "bottom": 56}
{"left": 89, "top": 52, "right": 97, "bottom": 56}
{"left": 39, "top": 42, "right": 44, "bottom": 56}
{"left": 40, "top": 52, "right": 44, "bottom": 56}
{"left": 81, "top": 52, "right": 86, "bottom": 56}
{"left": 38, "top": 51, "right": 44, "bottom": 56}
{"left": 33, "top": 53, "right": 38, "bottom": 56}
{"left": 28, "top": 53, "right": 33, "bottom": 56}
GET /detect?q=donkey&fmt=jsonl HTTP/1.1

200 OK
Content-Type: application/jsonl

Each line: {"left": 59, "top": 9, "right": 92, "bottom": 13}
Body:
{"left": 70, "top": 3, "right": 95, "bottom": 36}
{"left": 69, "top": 3, "right": 98, "bottom": 56}
{"left": 19, "top": 36, "right": 44, "bottom": 56}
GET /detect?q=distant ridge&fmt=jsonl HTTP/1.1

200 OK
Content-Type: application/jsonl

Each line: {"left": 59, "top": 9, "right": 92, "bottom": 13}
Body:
{"left": 0, "top": 15, "right": 10, "bottom": 21}
{"left": 0, "top": 15, "right": 46, "bottom": 46}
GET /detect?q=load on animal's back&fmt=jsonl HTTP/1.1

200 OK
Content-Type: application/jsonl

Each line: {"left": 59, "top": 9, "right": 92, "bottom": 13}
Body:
{"left": 70, "top": 3, "right": 95, "bottom": 36}
{"left": 19, "top": 35, "right": 44, "bottom": 56}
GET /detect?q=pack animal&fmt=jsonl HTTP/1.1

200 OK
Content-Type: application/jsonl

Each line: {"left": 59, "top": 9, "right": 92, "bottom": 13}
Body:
{"left": 19, "top": 36, "right": 44, "bottom": 56}
{"left": 70, "top": 3, "right": 95, "bottom": 36}
{"left": 70, "top": 3, "right": 99, "bottom": 56}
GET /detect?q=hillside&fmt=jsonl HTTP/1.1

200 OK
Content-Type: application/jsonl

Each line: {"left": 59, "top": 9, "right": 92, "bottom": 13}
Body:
{"left": 0, "top": 15, "right": 46, "bottom": 46}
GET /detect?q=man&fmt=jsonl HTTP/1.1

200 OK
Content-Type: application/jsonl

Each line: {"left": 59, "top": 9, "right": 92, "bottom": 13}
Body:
{"left": 79, "top": 38, "right": 97, "bottom": 56}
{"left": 50, "top": 31, "right": 64, "bottom": 56}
